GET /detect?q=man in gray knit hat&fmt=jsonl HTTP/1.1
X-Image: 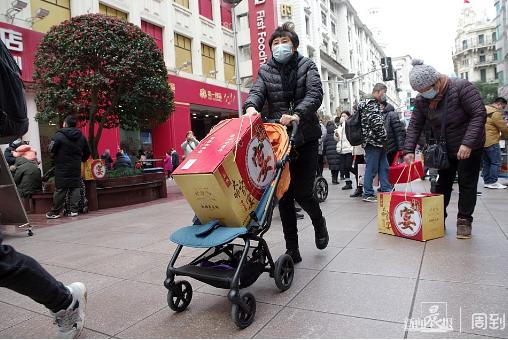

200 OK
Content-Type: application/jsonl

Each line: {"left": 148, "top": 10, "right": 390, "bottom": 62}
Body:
{"left": 403, "top": 59, "right": 486, "bottom": 239}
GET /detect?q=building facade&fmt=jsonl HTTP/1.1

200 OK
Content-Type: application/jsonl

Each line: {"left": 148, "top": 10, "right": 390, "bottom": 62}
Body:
{"left": 452, "top": 7, "right": 498, "bottom": 84}
{"left": 495, "top": 0, "right": 508, "bottom": 98}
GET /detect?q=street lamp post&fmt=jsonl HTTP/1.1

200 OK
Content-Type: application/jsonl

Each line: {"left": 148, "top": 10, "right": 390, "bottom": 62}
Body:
{"left": 224, "top": 0, "right": 244, "bottom": 117}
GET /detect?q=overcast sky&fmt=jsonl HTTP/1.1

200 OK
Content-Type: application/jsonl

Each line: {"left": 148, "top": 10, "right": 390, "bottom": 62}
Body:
{"left": 349, "top": 0, "right": 495, "bottom": 75}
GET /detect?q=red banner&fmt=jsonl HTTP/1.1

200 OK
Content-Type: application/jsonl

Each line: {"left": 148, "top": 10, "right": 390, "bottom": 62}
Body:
{"left": 168, "top": 75, "right": 247, "bottom": 111}
{"left": 248, "top": 0, "right": 278, "bottom": 80}
{"left": 0, "top": 22, "right": 44, "bottom": 83}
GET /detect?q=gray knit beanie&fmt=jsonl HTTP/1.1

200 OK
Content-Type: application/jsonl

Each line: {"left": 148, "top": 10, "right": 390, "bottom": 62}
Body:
{"left": 409, "top": 59, "right": 440, "bottom": 91}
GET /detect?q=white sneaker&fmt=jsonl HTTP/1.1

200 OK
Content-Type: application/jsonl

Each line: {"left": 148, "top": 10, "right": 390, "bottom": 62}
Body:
{"left": 52, "top": 282, "right": 87, "bottom": 339}
{"left": 485, "top": 182, "right": 507, "bottom": 189}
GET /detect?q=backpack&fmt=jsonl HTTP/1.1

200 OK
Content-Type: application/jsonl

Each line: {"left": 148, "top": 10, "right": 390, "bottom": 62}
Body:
{"left": 345, "top": 110, "right": 363, "bottom": 146}
{"left": 0, "top": 40, "right": 28, "bottom": 143}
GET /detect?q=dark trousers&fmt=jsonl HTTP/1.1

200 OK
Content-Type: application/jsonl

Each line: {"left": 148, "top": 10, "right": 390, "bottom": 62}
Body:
{"left": 317, "top": 154, "right": 324, "bottom": 176}
{"left": 482, "top": 144, "right": 502, "bottom": 184}
{"left": 279, "top": 141, "right": 324, "bottom": 250}
{"left": 50, "top": 187, "right": 80, "bottom": 214}
{"left": 338, "top": 153, "right": 353, "bottom": 182}
{"left": 331, "top": 170, "right": 339, "bottom": 183}
{"left": 0, "top": 234, "right": 71, "bottom": 313}
{"left": 351, "top": 155, "right": 365, "bottom": 188}
{"left": 433, "top": 149, "right": 482, "bottom": 222}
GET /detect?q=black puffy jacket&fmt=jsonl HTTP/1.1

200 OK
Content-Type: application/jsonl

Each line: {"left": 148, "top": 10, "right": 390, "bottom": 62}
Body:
{"left": 323, "top": 122, "right": 340, "bottom": 171}
{"left": 383, "top": 104, "right": 406, "bottom": 154}
{"left": 244, "top": 53, "right": 323, "bottom": 147}
{"left": 49, "top": 127, "right": 90, "bottom": 189}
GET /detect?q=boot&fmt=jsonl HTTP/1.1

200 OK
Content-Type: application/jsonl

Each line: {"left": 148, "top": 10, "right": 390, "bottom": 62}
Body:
{"left": 314, "top": 217, "right": 329, "bottom": 250}
{"left": 342, "top": 182, "right": 353, "bottom": 190}
{"left": 285, "top": 249, "right": 302, "bottom": 264}
{"left": 456, "top": 218, "right": 472, "bottom": 239}
{"left": 350, "top": 186, "right": 363, "bottom": 198}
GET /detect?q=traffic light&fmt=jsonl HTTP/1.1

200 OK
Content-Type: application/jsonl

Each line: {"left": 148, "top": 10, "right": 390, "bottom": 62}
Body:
{"left": 381, "top": 57, "right": 394, "bottom": 81}
{"left": 409, "top": 98, "right": 416, "bottom": 112}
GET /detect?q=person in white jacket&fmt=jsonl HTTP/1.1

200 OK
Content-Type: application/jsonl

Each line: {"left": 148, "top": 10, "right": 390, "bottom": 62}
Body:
{"left": 334, "top": 111, "right": 354, "bottom": 190}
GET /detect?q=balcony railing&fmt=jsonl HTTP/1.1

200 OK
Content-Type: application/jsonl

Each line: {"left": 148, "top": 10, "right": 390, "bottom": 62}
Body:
{"left": 454, "top": 38, "right": 496, "bottom": 54}
{"left": 474, "top": 58, "right": 498, "bottom": 67}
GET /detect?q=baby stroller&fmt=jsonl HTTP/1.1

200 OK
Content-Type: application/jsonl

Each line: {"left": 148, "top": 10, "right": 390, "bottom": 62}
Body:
{"left": 164, "top": 121, "right": 298, "bottom": 329}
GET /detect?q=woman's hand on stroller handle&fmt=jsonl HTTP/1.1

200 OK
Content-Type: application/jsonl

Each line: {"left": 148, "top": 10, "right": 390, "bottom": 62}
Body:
{"left": 280, "top": 114, "right": 299, "bottom": 126}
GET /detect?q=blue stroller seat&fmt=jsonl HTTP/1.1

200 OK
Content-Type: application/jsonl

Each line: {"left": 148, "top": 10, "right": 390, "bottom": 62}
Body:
{"left": 170, "top": 220, "right": 248, "bottom": 248}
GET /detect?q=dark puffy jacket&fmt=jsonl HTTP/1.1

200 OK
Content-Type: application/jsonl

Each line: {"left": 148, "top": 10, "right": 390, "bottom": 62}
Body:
{"left": 13, "top": 157, "right": 42, "bottom": 198}
{"left": 171, "top": 151, "right": 180, "bottom": 168}
{"left": 244, "top": 53, "right": 323, "bottom": 147}
{"left": 114, "top": 155, "right": 132, "bottom": 169}
{"left": 383, "top": 104, "right": 406, "bottom": 154}
{"left": 49, "top": 127, "right": 90, "bottom": 189}
{"left": 404, "top": 78, "right": 486, "bottom": 157}
{"left": 323, "top": 122, "right": 340, "bottom": 171}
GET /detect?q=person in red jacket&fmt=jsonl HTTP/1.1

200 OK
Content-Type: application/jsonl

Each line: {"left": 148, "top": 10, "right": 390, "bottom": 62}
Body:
{"left": 404, "top": 59, "right": 486, "bottom": 239}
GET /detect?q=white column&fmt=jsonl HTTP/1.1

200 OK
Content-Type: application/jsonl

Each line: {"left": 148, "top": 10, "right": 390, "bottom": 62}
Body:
{"left": 212, "top": 0, "right": 225, "bottom": 81}
{"left": 190, "top": 0, "right": 203, "bottom": 77}
{"left": 322, "top": 68, "right": 330, "bottom": 116}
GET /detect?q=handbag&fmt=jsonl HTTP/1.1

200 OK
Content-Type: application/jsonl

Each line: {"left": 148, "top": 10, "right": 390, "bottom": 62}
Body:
{"left": 424, "top": 94, "right": 450, "bottom": 170}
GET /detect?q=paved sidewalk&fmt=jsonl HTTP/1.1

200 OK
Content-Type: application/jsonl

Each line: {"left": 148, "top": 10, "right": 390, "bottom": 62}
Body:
{"left": 0, "top": 177, "right": 507, "bottom": 338}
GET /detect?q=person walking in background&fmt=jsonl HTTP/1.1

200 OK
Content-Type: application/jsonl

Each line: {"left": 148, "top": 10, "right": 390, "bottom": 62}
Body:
{"left": 163, "top": 150, "right": 173, "bottom": 179}
{"left": 181, "top": 131, "right": 199, "bottom": 159}
{"left": 382, "top": 102, "right": 406, "bottom": 165}
{"left": 359, "top": 83, "right": 391, "bottom": 203}
{"left": 171, "top": 148, "right": 180, "bottom": 174}
{"left": 483, "top": 97, "right": 508, "bottom": 189}
{"left": 46, "top": 115, "right": 90, "bottom": 219}
{"left": 243, "top": 22, "right": 328, "bottom": 263}
{"left": 100, "top": 149, "right": 113, "bottom": 170}
{"left": 113, "top": 150, "right": 132, "bottom": 170}
{"left": 350, "top": 145, "right": 365, "bottom": 197}
{"left": 335, "top": 111, "right": 353, "bottom": 190}
{"left": 323, "top": 120, "right": 340, "bottom": 184}
{"left": 404, "top": 59, "right": 486, "bottom": 239}
{"left": 317, "top": 118, "right": 327, "bottom": 176}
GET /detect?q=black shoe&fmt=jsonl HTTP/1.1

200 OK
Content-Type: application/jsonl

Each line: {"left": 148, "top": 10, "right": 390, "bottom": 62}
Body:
{"left": 342, "top": 183, "right": 353, "bottom": 190}
{"left": 314, "top": 217, "right": 329, "bottom": 250}
{"left": 285, "top": 249, "right": 302, "bottom": 264}
{"left": 296, "top": 212, "right": 304, "bottom": 220}
{"left": 350, "top": 187, "right": 363, "bottom": 198}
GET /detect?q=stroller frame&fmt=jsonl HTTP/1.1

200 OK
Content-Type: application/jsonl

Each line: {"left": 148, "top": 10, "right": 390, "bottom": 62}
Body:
{"left": 164, "top": 122, "right": 298, "bottom": 329}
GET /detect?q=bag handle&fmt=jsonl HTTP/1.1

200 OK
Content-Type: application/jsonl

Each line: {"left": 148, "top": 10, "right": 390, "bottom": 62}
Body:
{"left": 438, "top": 93, "right": 449, "bottom": 142}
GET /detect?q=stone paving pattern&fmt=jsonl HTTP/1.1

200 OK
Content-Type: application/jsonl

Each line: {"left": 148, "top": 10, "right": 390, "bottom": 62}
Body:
{"left": 0, "top": 176, "right": 507, "bottom": 338}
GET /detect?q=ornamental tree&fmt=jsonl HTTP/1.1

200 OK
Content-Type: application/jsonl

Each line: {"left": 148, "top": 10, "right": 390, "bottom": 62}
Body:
{"left": 34, "top": 14, "right": 174, "bottom": 158}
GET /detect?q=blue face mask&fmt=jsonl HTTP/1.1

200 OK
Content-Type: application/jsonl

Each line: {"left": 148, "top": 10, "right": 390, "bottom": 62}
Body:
{"left": 421, "top": 88, "right": 438, "bottom": 99}
{"left": 381, "top": 95, "right": 387, "bottom": 102}
{"left": 272, "top": 43, "right": 294, "bottom": 64}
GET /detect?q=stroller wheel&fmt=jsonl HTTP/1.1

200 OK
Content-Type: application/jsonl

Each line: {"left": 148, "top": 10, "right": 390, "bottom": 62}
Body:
{"left": 313, "top": 176, "right": 328, "bottom": 203}
{"left": 274, "top": 254, "right": 294, "bottom": 292}
{"left": 231, "top": 292, "right": 256, "bottom": 329}
{"left": 167, "top": 280, "right": 192, "bottom": 312}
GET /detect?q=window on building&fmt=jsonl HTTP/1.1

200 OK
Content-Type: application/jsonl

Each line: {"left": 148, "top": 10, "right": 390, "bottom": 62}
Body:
{"left": 99, "top": 3, "right": 128, "bottom": 20}
{"left": 480, "top": 69, "right": 487, "bottom": 82}
{"left": 238, "top": 14, "right": 249, "bottom": 30}
{"left": 41, "top": 0, "right": 69, "bottom": 9}
{"left": 495, "top": 1, "right": 501, "bottom": 15}
{"left": 494, "top": 52, "right": 498, "bottom": 61}
{"left": 462, "top": 39, "right": 468, "bottom": 50}
{"left": 478, "top": 34, "right": 484, "bottom": 45}
{"left": 141, "top": 21, "right": 163, "bottom": 51}
{"left": 31, "top": 0, "right": 70, "bottom": 32}
{"left": 465, "top": 72, "right": 469, "bottom": 80}
{"left": 479, "top": 55, "right": 486, "bottom": 63}
{"left": 199, "top": 0, "right": 213, "bottom": 20}
{"left": 223, "top": 52, "right": 235, "bottom": 83}
{"left": 221, "top": 2, "right": 232, "bottom": 29}
{"left": 174, "top": 0, "right": 189, "bottom": 9}
{"left": 492, "top": 31, "right": 497, "bottom": 42}
{"left": 331, "top": 22, "right": 336, "bottom": 35}
{"left": 305, "top": 16, "right": 310, "bottom": 36}
{"left": 174, "top": 33, "right": 193, "bottom": 73}
{"left": 495, "top": 69, "right": 499, "bottom": 80}
{"left": 201, "top": 44, "right": 216, "bottom": 78}
{"left": 496, "top": 25, "right": 502, "bottom": 42}
{"left": 321, "top": 11, "right": 327, "bottom": 26}
{"left": 497, "top": 48, "right": 503, "bottom": 61}
{"left": 238, "top": 45, "right": 251, "bottom": 62}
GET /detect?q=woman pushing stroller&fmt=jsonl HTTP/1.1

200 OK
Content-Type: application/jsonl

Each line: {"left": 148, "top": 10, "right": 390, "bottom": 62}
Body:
{"left": 244, "top": 22, "right": 328, "bottom": 263}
